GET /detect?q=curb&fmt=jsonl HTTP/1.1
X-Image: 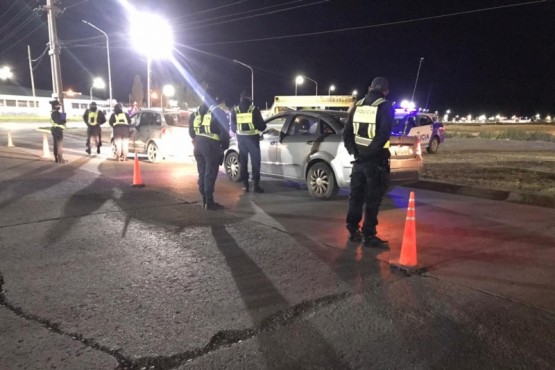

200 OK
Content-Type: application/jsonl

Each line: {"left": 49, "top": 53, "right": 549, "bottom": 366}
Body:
{"left": 410, "top": 180, "right": 555, "bottom": 209}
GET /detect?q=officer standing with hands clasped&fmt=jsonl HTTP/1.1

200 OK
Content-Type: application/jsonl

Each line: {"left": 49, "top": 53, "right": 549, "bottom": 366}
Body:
{"left": 189, "top": 97, "right": 230, "bottom": 210}
{"left": 343, "top": 77, "right": 393, "bottom": 248}
{"left": 230, "top": 95, "right": 266, "bottom": 193}
{"left": 49, "top": 99, "right": 67, "bottom": 163}
{"left": 83, "top": 102, "right": 106, "bottom": 155}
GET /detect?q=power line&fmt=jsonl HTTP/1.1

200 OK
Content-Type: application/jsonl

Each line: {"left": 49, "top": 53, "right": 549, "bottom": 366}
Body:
{"left": 179, "top": 0, "right": 327, "bottom": 31}
{"left": 189, "top": 0, "right": 547, "bottom": 46}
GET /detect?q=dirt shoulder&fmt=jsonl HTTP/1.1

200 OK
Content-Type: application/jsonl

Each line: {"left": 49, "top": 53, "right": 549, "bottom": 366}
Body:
{"left": 420, "top": 138, "right": 555, "bottom": 196}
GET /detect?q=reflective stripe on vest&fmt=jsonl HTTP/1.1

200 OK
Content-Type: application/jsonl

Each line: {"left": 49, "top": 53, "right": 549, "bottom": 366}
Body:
{"left": 353, "top": 98, "right": 390, "bottom": 149}
{"left": 234, "top": 105, "right": 258, "bottom": 135}
{"left": 193, "top": 113, "right": 220, "bottom": 141}
{"left": 113, "top": 113, "right": 128, "bottom": 126}
{"left": 88, "top": 111, "right": 98, "bottom": 125}
{"left": 50, "top": 111, "right": 65, "bottom": 129}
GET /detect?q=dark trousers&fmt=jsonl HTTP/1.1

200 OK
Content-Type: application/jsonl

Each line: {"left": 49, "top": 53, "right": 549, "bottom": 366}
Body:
{"left": 86, "top": 125, "right": 102, "bottom": 151}
{"left": 51, "top": 127, "right": 64, "bottom": 162}
{"left": 194, "top": 137, "right": 223, "bottom": 203}
{"left": 346, "top": 160, "right": 390, "bottom": 236}
{"left": 237, "top": 134, "right": 261, "bottom": 183}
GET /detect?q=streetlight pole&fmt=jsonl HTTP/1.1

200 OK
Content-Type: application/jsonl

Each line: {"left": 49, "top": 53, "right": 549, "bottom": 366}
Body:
{"left": 411, "top": 57, "right": 424, "bottom": 103}
{"left": 295, "top": 75, "right": 304, "bottom": 96}
{"left": 303, "top": 75, "right": 318, "bottom": 95}
{"left": 147, "top": 57, "right": 152, "bottom": 108}
{"left": 82, "top": 20, "right": 113, "bottom": 112}
{"left": 27, "top": 45, "right": 36, "bottom": 98}
{"left": 45, "top": 0, "right": 64, "bottom": 110}
{"left": 233, "top": 59, "right": 254, "bottom": 101}
{"left": 328, "top": 85, "right": 335, "bottom": 96}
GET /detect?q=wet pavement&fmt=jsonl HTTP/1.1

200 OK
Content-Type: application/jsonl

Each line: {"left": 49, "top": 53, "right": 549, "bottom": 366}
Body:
{"left": 0, "top": 128, "right": 554, "bottom": 370}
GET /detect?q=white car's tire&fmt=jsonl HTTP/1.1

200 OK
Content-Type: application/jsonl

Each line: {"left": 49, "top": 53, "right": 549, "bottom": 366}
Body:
{"left": 306, "top": 162, "right": 339, "bottom": 200}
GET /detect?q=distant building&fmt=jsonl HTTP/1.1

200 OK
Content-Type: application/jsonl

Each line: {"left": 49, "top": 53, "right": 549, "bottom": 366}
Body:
{"left": 0, "top": 84, "right": 111, "bottom": 117}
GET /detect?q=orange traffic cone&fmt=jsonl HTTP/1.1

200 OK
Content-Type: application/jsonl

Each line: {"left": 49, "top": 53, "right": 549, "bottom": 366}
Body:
{"left": 390, "top": 191, "right": 425, "bottom": 274}
{"left": 132, "top": 151, "right": 145, "bottom": 188}
{"left": 7, "top": 129, "right": 14, "bottom": 147}
{"left": 41, "top": 132, "right": 51, "bottom": 158}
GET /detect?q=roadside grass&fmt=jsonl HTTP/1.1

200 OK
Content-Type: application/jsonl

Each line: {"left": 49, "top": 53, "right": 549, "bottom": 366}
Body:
{"left": 445, "top": 124, "right": 555, "bottom": 142}
{"left": 0, "top": 115, "right": 80, "bottom": 123}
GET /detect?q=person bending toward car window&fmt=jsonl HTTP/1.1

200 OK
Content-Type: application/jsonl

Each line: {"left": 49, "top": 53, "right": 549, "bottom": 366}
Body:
{"left": 342, "top": 77, "right": 393, "bottom": 248}
{"left": 83, "top": 102, "right": 106, "bottom": 155}
{"left": 109, "top": 103, "right": 131, "bottom": 161}
{"left": 230, "top": 95, "right": 267, "bottom": 193}
{"left": 189, "top": 98, "right": 230, "bottom": 210}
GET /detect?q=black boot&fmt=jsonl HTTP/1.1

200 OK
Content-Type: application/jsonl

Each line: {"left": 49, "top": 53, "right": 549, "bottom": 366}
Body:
{"left": 253, "top": 181, "right": 264, "bottom": 193}
{"left": 242, "top": 182, "right": 249, "bottom": 192}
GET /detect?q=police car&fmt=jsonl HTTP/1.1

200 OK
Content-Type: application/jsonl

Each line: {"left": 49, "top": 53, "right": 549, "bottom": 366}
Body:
{"left": 391, "top": 102, "right": 445, "bottom": 153}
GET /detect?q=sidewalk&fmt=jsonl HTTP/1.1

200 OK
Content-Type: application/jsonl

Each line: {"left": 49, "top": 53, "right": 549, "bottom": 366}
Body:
{"left": 0, "top": 142, "right": 554, "bottom": 369}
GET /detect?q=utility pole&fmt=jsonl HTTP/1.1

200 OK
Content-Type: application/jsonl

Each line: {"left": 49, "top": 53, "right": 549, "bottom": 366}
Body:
{"left": 43, "top": 0, "right": 65, "bottom": 111}
{"left": 27, "top": 45, "right": 36, "bottom": 99}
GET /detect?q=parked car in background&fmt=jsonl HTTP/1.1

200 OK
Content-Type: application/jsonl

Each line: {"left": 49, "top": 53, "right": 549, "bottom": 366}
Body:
{"left": 112, "top": 108, "right": 193, "bottom": 162}
{"left": 224, "top": 110, "right": 423, "bottom": 200}
{"left": 392, "top": 109, "right": 445, "bottom": 153}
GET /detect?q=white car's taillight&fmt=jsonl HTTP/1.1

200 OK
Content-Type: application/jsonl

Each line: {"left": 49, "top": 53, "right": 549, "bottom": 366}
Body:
{"left": 415, "top": 139, "right": 422, "bottom": 156}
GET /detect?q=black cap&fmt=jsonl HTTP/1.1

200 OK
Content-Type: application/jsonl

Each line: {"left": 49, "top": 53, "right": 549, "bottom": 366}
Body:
{"left": 49, "top": 99, "right": 60, "bottom": 107}
{"left": 90, "top": 102, "right": 97, "bottom": 107}
{"left": 369, "top": 77, "right": 389, "bottom": 93}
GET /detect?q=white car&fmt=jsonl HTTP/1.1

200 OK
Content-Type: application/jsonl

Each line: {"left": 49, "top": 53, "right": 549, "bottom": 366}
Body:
{"left": 224, "top": 110, "right": 423, "bottom": 200}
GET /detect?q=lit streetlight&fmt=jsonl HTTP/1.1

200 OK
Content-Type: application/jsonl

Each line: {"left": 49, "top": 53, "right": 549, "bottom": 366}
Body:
{"left": 0, "top": 66, "right": 13, "bottom": 80}
{"left": 328, "top": 84, "right": 335, "bottom": 96}
{"left": 131, "top": 13, "right": 173, "bottom": 108}
{"left": 82, "top": 20, "right": 113, "bottom": 112}
{"left": 233, "top": 59, "right": 254, "bottom": 101}
{"left": 90, "top": 77, "right": 105, "bottom": 101}
{"left": 295, "top": 75, "right": 304, "bottom": 96}
{"left": 352, "top": 90, "right": 358, "bottom": 97}
{"left": 296, "top": 74, "right": 318, "bottom": 95}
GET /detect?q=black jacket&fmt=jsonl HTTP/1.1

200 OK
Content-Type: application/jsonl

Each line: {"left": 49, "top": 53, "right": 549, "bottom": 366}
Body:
{"left": 343, "top": 90, "right": 393, "bottom": 161}
{"left": 83, "top": 109, "right": 106, "bottom": 127}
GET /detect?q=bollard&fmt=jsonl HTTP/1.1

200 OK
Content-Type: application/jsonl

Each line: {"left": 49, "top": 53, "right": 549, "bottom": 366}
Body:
{"left": 7, "top": 129, "right": 14, "bottom": 147}
{"left": 42, "top": 132, "right": 51, "bottom": 158}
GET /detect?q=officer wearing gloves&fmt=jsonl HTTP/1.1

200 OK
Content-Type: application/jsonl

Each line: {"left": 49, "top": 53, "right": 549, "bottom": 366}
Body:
{"left": 230, "top": 95, "right": 266, "bottom": 193}
{"left": 49, "top": 99, "right": 67, "bottom": 163}
{"left": 343, "top": 77, "right": 393, "bottom": 248}
{"left": 189, "top": 98, "right": 230, "bottom": 210}
{"left": 82, "top": 102, "right": 106, "bottom": 155}
{"left": 109, "top": 103, "right": 131, "bottom": 161}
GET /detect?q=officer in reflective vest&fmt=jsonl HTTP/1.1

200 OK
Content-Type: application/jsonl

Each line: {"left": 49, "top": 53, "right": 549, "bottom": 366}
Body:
{"left": 342, "top": 77, "right": 393, "bottom": 248}
{"left": 109, "top": 103, "right": 131, "bottom": 161}
{"left": 189, "top": 101, "right": 230, "bottom": 210}
{"left": 83, "top": 102, "right": 106, "bottom": 155}
{"left": 49, "top": 99, "right": 67, "bottom": 163}
{"left": 230, "top": 95, "right": 267, "bottom": 193}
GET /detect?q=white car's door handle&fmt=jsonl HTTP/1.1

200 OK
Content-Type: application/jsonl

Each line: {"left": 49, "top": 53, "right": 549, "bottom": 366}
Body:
{"left": 306, "top": 140, "right": 314, "bottom": 144}
{"left": 270, "top": 141, "right": 277, "bottom": 145}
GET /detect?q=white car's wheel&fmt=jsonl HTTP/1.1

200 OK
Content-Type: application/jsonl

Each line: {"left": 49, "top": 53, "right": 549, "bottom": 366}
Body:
{"left": 225, "top": 152, "right": 242, "bottom": 182}
{"left": 147, "top": 142, "right": 159, "bottom": 163}
{"left": 306, "top": 162, "right": 339, "bottom": 200}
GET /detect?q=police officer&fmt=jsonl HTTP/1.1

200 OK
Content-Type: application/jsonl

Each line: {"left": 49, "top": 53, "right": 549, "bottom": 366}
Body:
{"left": 49, "top": 99, "right": 67, "bottom": 163}
{"left": 109, "top": 103, "right": 131, "bottom": 161}
{"left": 189, "top": 100, "right": 230, "bottom": 210}
{"left": 230, "top": 95, "right": 266, "bottom": 193}
{"left": 83, "top": 102, "right": 106, "bottom": 155}
{"left": 343, "top": 77, "right": 393, "bottom": 248}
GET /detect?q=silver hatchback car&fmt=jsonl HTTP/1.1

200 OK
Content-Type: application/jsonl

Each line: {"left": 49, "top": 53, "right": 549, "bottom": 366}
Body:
{"left": 112, "top": 108, "right": 193, "bottom": 162}
{"left": 224, "top": 110, "right": 423, "bottom": 200}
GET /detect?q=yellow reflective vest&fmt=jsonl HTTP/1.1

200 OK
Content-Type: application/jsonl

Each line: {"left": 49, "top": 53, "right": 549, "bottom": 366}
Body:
{"left": 234, "top": 105, "right": 258, "bottom": 135}
{"left": 193, "top": 112, "right": 220, "bottom": 141}
{"left": 113, "top": 113, "right": 128, "bottom": 126}
{"left": 352, "top": 98, "right": 390, "bottom": 149}
{"left": 88, "top": 111, "right": 98, "bottom": 126}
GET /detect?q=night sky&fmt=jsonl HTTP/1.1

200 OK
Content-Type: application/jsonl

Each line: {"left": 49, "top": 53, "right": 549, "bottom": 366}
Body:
{"left": 1, "top": 0, "right": 554, "bottom": 116}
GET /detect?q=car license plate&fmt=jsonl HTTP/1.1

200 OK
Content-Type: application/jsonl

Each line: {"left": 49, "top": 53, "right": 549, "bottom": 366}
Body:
{"left": 391, "top": 145, "right": 413, "bottom": 156}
